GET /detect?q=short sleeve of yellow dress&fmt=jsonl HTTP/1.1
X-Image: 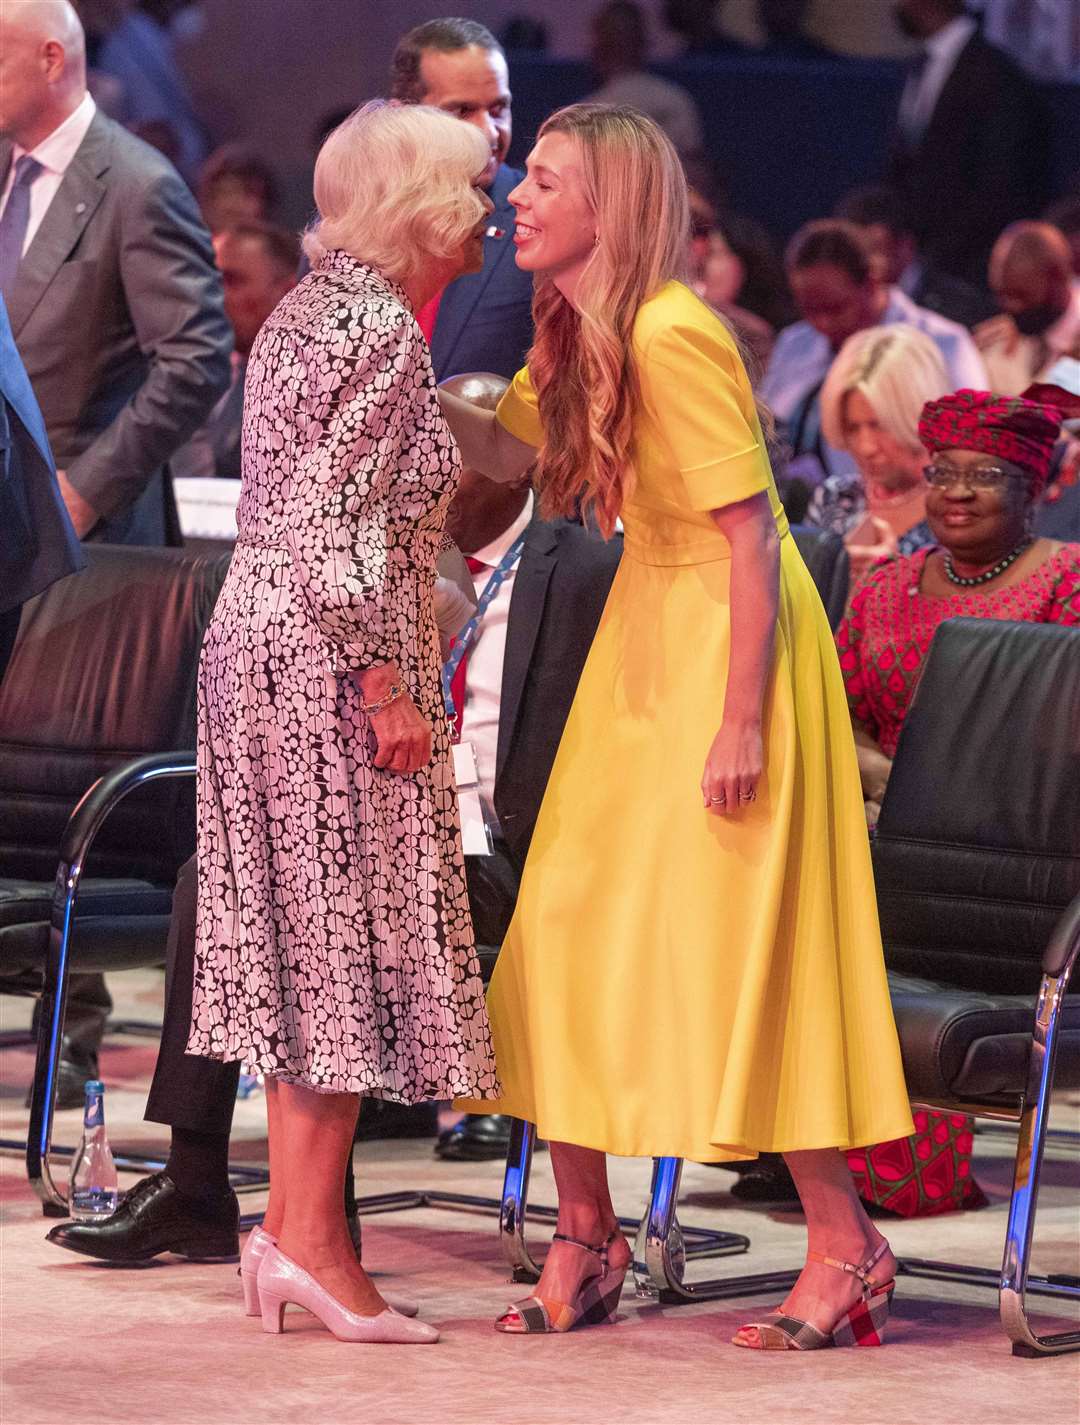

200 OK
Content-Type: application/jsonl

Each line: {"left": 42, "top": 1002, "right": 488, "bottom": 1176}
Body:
{"left": 457, "top": 281, "right": 914, "bottom": 1165}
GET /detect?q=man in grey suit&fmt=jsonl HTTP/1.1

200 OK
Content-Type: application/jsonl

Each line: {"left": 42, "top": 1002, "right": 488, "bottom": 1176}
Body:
{"left": 0, "top": 0, "right": 231, "bottom": 545}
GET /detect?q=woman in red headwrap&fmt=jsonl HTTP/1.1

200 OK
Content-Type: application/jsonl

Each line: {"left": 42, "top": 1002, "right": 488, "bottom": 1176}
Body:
{"left": 833, "top": 388, "right": 1080, "bottom": 1218}
{"left": 838, "top": 389, "right": 1080, "bottom": 826}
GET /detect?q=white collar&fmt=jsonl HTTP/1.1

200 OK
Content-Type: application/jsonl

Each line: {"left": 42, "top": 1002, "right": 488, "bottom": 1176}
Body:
{"left": 924, "top": 14, "right": 977, "bottom": 65}
{"left": 472, "top": 490, "right": 534, "bottom": 568}
{"left": 14, "top": 92, "right": 97, "bottom": 175}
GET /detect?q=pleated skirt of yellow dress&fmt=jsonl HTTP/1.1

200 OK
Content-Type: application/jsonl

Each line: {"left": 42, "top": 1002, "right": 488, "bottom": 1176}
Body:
{"left": 457, "top": 531, "right": 914, "bottom": 1161}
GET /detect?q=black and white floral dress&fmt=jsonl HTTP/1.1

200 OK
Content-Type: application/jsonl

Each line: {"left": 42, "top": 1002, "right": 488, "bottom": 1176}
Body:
{"left": 188, "top": 251, "right": 501, "bottom": 1101}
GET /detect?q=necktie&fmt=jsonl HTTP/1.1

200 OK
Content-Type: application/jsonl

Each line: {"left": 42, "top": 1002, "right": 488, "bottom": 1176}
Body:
{"left": 447, "top": 556, "right": 489, "bottom": 743}
{"left": 0, "top": 156, "right": 43, "bottom": 297}
{"left": 900, "top": 48, "right": 930, "bottom": 147}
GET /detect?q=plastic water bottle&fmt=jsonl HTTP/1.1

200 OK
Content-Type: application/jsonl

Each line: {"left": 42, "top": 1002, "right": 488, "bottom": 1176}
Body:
{"left": 69, "top": 1080, "right": 118, "bottom": 1221}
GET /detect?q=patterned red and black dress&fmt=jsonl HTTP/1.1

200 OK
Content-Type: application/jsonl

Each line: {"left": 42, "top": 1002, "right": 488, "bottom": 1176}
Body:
{"left": 835, "top": 541, "right": 1080, "bottom": 1214}
{"left": 838, "top": 543, "right": 1080, "bottom": 759}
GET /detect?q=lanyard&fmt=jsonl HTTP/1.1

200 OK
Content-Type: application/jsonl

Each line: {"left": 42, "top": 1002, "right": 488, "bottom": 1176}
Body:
{"left": 442, "top": 532, "right": 527, "bottom": 720}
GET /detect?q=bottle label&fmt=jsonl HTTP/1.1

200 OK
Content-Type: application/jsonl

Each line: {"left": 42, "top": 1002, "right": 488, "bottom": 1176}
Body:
{"left": 83, "top": 1094, "right": 104, "bottom": 1129}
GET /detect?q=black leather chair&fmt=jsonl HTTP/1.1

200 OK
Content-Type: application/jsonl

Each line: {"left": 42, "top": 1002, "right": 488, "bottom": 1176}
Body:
{"left": 790, "top": 524, "right": 850, "bottom": 629}
{"left": 875, "top": 618, "right": 1080, "bottom": 1357}
{"left": 0, "top": 545, "right": 230, "bottom": 1211}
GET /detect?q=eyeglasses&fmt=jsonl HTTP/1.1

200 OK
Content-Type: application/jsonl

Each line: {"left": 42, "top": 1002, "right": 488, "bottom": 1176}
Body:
{"left": 923, "top": 463, "right": 1019, "bottom": 490}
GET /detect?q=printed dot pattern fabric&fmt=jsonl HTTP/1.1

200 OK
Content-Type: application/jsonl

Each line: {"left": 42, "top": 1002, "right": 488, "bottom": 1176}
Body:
{"left": 188, "top": 251, "right": 500, "bottom": 1101}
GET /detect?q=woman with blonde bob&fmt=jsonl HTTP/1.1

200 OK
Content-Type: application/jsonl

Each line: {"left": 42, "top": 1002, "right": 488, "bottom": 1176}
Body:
{"left": 813, "top": 325, "right": 951, "bottom": 579}
{"left": 188, "top": 100, "right": 500, "bottom": 1346}
{"left": 442, "top": 103, "right": 914, "bottom": 1353}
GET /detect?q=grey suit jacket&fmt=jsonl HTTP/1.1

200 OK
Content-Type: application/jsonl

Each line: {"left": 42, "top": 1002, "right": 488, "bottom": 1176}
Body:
{"left": 0, "top": 111, "right": 231, "bottom": 544}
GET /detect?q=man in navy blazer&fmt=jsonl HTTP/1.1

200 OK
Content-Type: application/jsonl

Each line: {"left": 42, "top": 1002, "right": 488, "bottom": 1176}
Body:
{"left": 390, "top": 18, "right": 534, "bottom": 382}
{"left": 0, "top": 295, "right": 83, "bottom": 680}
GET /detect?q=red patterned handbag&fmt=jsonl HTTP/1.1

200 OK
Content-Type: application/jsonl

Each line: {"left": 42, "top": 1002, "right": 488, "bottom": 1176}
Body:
{"left": 846, "top": 1110, "right": 989, "bottom": 1217}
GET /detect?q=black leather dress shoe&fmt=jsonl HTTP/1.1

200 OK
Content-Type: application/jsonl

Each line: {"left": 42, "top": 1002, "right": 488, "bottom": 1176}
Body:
{"left": 435, "top": 1113, "right": 541, "bottom": 1161}
{"left": 729, "top": 1158, "right": 799, "bottom": 1204}
{"left": 45, "top": 1171, "right": 239, "bottom": 1262}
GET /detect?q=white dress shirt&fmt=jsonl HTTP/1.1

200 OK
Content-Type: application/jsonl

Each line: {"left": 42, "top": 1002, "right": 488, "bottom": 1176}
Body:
{"left": 459, "top": 492, "right": 534, "bottom": 833}
{"left": 0, "top": 93, "right": 97, "bottom": 256}
{"left": 899, "top": 15, "right": 977, "bottom": 143}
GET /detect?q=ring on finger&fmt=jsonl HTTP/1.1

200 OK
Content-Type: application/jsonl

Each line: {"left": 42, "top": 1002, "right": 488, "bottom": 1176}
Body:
{"left": 709, "top": 795, "right": 726, "bottom": 805}
{"left": 739, "top": 788, "right": 756, "bottom": 802}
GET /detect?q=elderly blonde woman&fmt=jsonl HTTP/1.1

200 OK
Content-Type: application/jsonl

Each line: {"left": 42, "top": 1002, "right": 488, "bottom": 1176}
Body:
{"left": 187, "top": 100, "right": 500, "bottom": 1346}
{"left": 812, "top": 325, "right": 950, "bottom": 580}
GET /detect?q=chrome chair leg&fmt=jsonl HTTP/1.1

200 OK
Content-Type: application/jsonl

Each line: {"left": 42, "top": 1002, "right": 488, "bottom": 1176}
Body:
{"left": 1001, "top": 968, "right": 1080, "bottom": 1357}
{"left": 26, "top": 754, "right": 197, "bottom": 1213}
{"left": 635, "top": 1155, "right": 791, "bottom": 1305}
{"left": 500, "top": 1118, "right": 541, "bottom": 1282}
{"left": 636, "top": 1155, "right": 777, "bottom": 1303}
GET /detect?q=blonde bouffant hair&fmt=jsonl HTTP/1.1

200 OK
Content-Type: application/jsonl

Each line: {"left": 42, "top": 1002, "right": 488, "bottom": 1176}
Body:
{"left": 302, "top": 100, "right": 489, "bottom": 284}
{"left": 820, "top": 325, "right": 950, "bottom": 454}
{"left": 527, "top": 104, "right": 691, "bottom": 538}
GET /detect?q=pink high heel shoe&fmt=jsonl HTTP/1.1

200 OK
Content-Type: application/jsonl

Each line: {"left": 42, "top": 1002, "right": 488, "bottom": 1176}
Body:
{"left": 239, "top": 1226, "right": 419, "bottom": 1318}
{"left": 255, "top": 1245, "right": 439, "bottom": 1344}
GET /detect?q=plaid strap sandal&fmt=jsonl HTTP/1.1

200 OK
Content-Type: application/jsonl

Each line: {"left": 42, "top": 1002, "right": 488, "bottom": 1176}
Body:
{"left": 733, "top": 1238, "right": 895, "bottom": 1351}
{"left": 495, "top": 1230, "right": 628, "bottom": 1335}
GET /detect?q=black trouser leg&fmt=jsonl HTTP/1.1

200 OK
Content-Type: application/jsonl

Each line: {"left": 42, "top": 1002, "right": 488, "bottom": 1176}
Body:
{"left": 144, "top": 855, "right": 239, "bottom": 1138}
{"left": 25, "top": 970, "right": 112, "bottom": 1067}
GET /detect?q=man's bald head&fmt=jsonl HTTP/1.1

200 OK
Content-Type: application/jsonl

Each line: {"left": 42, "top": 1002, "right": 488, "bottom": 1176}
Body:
{"left": 991, "top": 222, "right": 1073, "bottom": 285}
{"left": 441, "top": 371, "right": 531, "bottom": 553}
{"left": 440, "top": 370, "right": 508, "bottom": 413}
{"left": 0, "top": 0, "right": 87, "bottom": 150}
{"left": 990, "top": 222, "right": 1075, "bottom": 334}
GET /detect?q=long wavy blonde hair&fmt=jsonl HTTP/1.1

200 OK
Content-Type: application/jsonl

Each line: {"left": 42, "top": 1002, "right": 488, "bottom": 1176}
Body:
{"left": 527, "top": 105, "right": 690, "bottom": 537}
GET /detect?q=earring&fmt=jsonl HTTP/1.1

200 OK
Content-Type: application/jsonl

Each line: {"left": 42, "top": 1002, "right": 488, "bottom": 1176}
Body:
{"left": 593, "top": 233, "right": 600, "bottom": 247}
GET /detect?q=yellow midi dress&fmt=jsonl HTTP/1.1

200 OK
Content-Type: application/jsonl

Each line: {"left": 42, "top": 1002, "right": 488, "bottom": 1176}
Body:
{"left": 457, "top": 281, "right": 914, "bottom": 1161}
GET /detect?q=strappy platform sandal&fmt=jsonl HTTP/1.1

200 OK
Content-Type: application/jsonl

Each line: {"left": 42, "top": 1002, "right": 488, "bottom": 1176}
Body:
{"left": 495, "top": 1229, "right": 628, "bottom": 1334}
{"left": 733, "top": 1238, "right": 895, "bottom": 1351}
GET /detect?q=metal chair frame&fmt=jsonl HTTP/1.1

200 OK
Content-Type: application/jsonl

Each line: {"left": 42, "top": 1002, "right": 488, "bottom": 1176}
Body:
{"left": 498, "top": 894, "right": 1080, "bottom": 1351}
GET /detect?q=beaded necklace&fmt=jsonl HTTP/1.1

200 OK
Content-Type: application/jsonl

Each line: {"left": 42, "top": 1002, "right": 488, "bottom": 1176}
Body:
{"left": 942, "top": 536, "right": 1033, "bottom": 588}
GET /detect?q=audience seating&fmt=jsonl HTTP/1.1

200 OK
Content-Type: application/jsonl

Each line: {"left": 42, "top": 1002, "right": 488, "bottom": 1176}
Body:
{"left": 0, "top": 545, "right": 230, "bottom": 1211}
{"left": 876, "top": 617, "right": 1080, "bottom": 1357}
{"left": 500, "top": 619, "right": 1080, "bottom": 1352}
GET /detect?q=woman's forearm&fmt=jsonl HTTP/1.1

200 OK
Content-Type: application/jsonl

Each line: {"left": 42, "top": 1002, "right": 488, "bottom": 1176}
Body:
{"left": 438, "top": 387, "right": 535, "bottom": 484}
{"left": 713, "top": 497, "right": 780, "bottom": 727}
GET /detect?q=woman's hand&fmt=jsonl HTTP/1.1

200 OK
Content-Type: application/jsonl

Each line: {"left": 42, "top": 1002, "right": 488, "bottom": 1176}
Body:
{"left": 847, "top": 517, "right": 898, "bottom": 581}
{"left": 357, "top": 663, "right": 432, "bottom": 774}
{"left": 702, "top": 720, "right": 763, "bottom": 817}
{"left": 369, "top": 692, "right": 433, "bottom": 774}
{"left": 854, "top": 733, "right": 892, "bottom": 804}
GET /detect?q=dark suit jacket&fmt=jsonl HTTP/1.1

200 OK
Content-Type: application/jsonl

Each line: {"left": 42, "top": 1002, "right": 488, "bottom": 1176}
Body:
{"left": 492, "top": 517, "right": 622, "bottom": 867}
{"left": 888, "top": 33, "right": 1051, "bottom": 290}
{"left": 430, "top": 164, "right": 535, "bottom": 383}
{"left": 0, "top": 111, "right": 231, "bottom": 545}
{"left": 0, "top": 298, "right": 84, "bottom": 615}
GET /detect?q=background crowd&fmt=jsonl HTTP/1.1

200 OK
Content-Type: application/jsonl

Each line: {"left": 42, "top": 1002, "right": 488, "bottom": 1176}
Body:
{"left": 2, "top": 0, "right": 1080, "bottom": 1267}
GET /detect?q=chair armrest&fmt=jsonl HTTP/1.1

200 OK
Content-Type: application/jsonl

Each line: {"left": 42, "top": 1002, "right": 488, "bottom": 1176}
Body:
{"left": 58, "top": 751, "right": 196, "bottom": 874}
{"left": 1043, "top": 886, "right": 1080, "bottom": 983}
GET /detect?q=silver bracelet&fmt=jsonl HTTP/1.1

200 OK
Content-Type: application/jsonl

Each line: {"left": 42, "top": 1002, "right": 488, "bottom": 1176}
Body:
{"left": 360, "top": 681, "right": 406, "bottom": 716}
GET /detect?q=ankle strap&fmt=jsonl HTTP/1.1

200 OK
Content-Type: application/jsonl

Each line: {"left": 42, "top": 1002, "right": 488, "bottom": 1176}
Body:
{"left": 551, "top": 1230, "right": 611, "bottom": 1259}
{"left": 806, "top": 1237, "right": 889, "bottom": 1284}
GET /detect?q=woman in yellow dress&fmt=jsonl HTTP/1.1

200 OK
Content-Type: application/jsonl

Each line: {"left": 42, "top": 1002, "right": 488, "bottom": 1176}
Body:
{"left": 440, "top": 104, "right": 914, "bottom": 1352}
